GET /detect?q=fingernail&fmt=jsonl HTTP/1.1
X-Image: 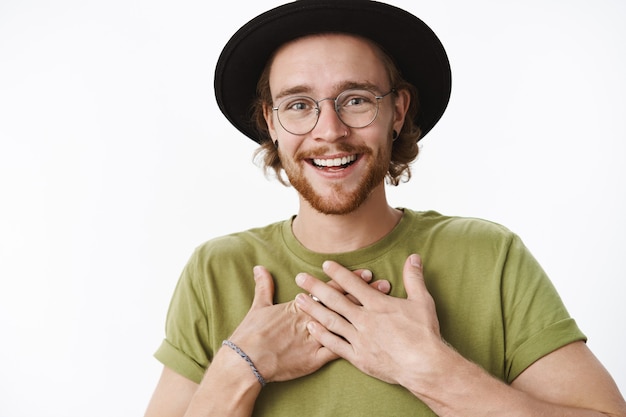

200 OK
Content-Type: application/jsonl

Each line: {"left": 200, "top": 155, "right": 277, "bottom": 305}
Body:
{"left": 253, "top": 265, "right": 262, "bottom": 280}
{"left": 410, "top": 254, "right": 422, "bottom": 268}
{"left": 361, "top": 269, "right": 373, "bottom": 282}
{"left": 295, "top": 273, "right": 305, "bottom": 285}
{"left": 295, "top": 293, "right": 306, "bottom": 305}
{"left": 378, "top": 280, "right": 391, "bottom": 293}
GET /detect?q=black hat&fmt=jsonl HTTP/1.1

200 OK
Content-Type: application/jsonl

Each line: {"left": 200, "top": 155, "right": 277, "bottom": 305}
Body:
{"left": 214, "top": 0, "right": 452, "bottom": 144}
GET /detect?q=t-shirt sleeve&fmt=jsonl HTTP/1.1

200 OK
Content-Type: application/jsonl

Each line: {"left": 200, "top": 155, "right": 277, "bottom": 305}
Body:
{"left": 501, "top": 234, "right": 586, "bottom": 382}
{"left": 154, "top": 250, "right": 211, "bottom": 384}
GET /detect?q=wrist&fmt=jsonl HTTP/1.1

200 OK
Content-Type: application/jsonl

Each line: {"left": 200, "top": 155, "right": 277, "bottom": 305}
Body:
{"left": 398, "top": 339, "right": 467, "bottom": 399}
{"left": 184, "top": 346, "right": 262, "bottom": 416}
{"left": 200, "top": 345, "right": 262, "bottom": 398}
{"left": 222, "top": 340, "right": 267, "bottom": 387}
{"left": 400, "top": 342, "right": 529, "bottom": 417}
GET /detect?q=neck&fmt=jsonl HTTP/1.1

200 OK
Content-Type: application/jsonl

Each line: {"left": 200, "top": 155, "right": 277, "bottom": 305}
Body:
{"left": 292, "top": 184, "right": 402, "bottom": 253}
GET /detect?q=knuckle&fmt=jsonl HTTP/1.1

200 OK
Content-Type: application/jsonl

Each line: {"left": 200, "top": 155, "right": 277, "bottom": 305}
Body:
{"left": 322, "top": 313, "right": 340, "bottom": 331}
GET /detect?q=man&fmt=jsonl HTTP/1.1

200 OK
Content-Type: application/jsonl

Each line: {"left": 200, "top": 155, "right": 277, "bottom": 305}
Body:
{"left": 145, "top": 1, "right": 626, "bottom": 416}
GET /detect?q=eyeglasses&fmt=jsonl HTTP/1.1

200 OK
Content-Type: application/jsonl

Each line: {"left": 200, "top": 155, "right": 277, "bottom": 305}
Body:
{"left": 272, "top": 88, "right": 396, "bottom": 135}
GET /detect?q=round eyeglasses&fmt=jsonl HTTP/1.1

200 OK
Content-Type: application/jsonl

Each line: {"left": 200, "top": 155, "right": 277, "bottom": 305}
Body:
{"left": 272, "top": 88, "right": 396, "bottom": 135}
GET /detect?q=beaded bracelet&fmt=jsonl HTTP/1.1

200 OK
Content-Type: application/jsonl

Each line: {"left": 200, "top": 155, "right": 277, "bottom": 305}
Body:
{"left": 222, "top": 340, "right": 267, "bottom": 387}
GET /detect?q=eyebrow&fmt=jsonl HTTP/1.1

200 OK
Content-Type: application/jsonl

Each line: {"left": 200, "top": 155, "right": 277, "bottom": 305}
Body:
{"left": 274, "top": 81, "right": 385, "bottom": 102}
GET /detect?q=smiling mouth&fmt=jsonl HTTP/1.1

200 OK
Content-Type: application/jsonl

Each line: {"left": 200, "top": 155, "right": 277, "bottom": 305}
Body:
{"left": 311, "top": 154, "right": 358, "bottom": 170}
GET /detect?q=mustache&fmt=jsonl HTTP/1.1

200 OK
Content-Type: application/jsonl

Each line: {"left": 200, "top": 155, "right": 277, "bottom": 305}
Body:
{"left": 294, "top": 142, "right": 373, "bottom": 161}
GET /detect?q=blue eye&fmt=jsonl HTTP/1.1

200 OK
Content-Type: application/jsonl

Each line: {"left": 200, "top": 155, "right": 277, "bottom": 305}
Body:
{"left": 290, "top": 102, "right": 309, "bottom": 111}
{"left": 345, "top": 96, "right": 366, "bottom": 106}
{"left": 339, "top": 91, "right": 375, "bottom": 109}
{"left": 282, "top": 97, "right": 316, "bottom": 112}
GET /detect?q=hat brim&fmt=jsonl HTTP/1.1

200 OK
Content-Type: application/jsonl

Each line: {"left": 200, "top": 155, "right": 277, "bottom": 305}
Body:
{"left": 214, "top": 0, "right": 452, "bottom": 144}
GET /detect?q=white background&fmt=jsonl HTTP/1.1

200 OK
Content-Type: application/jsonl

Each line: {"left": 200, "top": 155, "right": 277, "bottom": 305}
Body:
{"left": 1, "top": 0, "right": 624, "bottom": 415}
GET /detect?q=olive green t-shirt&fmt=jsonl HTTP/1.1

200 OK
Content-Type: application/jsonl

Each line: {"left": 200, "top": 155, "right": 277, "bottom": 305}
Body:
{"left": 155, "top": 209, "right": 585, "bottom": 416}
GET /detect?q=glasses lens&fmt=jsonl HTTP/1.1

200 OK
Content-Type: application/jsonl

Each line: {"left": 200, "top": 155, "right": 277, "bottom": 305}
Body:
{"left": 336, "top": 89, "right": 379, "bottom": 128}
{"left": 277, "top": 96, "right": 319, "bottom": 135}
{"left": 275, "top": 89, "right": 383, "bottom": 135}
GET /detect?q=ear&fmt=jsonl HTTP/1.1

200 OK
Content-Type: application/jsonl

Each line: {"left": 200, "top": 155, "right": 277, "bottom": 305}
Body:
{"left": 392, "top": 88, "right": 411, "bottom": 135}
{"left": 263, "top": 103, "right": 278, "bottom": 140}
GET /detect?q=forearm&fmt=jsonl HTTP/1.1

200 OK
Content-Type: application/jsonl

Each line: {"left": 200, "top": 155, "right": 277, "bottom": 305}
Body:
{"left": 183, "top": 346, "right": 262, "bottom": 417}
{"left": 403, "top": 345, "right": 615, "bottom": 417}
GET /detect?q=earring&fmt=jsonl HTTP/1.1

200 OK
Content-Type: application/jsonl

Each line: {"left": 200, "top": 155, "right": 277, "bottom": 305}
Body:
{"left": 343, "top": 130, "right": 348, "bottom": 138}
{"left": 392, "top": 130, "right": 398, "bottom": 141}
{"left": 273, "top": 140, "right": 279, "bottom": 149}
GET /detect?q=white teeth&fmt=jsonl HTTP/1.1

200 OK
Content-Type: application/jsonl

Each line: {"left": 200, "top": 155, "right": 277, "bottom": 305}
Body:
{"left": 313, "top": 155, "right": 357, "bottom": 167}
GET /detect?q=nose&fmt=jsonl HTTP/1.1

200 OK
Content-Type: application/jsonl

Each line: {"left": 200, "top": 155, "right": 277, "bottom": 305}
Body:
{"left": 312, "top": 99, "right": 348, "bottom": 142}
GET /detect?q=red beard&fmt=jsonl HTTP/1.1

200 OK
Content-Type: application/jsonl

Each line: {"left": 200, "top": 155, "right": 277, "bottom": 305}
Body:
{"left": 282, "top": 142, "right": 390, "bottom": 215}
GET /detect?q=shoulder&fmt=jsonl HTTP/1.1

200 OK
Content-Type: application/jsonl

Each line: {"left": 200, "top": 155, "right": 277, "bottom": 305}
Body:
{"left": 190, "top": 219, "right": 288, "bottom": 262}
{"left": 404, "top": 209, "right": 517, "bottom": 245}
